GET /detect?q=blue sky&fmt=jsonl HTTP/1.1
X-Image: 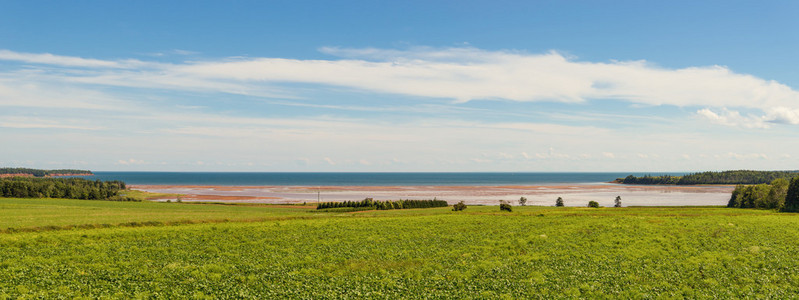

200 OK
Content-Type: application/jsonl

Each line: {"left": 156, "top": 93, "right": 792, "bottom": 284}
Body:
{"left": 1, "top": 1, "right": 798, "bottom": 171}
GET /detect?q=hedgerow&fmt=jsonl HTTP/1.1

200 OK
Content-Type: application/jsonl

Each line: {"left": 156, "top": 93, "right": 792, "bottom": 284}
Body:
{"left": 317, "top": 198, "right": 448, "bottom": 210}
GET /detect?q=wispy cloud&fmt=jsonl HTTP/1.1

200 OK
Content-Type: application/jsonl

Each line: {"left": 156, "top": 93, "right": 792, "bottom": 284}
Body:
{"left": 696, "top": 108, "right": 769, "bottom": 129}
{"left": 2, "top": 47, "right": 798, "bottom": 128}
{"left": 0, "top": 49, "right": 156, "bottom": 69}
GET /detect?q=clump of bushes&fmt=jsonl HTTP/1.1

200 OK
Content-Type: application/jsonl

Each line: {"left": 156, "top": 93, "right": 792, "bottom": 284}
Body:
{"left": 452, "top": 201, "right": 467, "bottom": 211}
{"left": 317, "top": 198, "right": 448, "bottom": 210}
{"left": 499, "top": 200, "right": 512, "bottom": 212}
{"left": 728, "top": 178, "right": 792, "bottom": 210}
{"left": 588, "top": 201, "right": 599, "bottom": 208}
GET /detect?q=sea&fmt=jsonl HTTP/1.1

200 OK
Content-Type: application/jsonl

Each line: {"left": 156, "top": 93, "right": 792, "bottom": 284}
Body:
{"left": 85, "top": 172, "right": 687, "bottom": 186}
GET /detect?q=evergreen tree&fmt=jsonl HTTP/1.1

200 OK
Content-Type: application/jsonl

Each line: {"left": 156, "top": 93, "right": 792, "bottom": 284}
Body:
{"left": 614, "top": 196, "right": 622, "bottom": 207}
{"left": 555, "top": 197, "right": 564, "bottom": 207}
{"left": 728, "top": 185, "right": 743, "bottom": 208}
{"left": 783, "top": 177, "right": 799, "bottom": 212}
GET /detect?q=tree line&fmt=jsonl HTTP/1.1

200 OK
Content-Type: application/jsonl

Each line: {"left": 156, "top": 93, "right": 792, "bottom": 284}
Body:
{"left": 618, "top": 170, "right": 799, "bottom": 185}
{"left": 317, "top": 198, "right": 448, "bottom": 210}
{"left": 0, "top": 168, "right": 93, "bottom": 177}
{"left": 729, "top": 177, "right": 799, "bottom": 211}
{"left": 0, "top": 177, "right": 131, "bottom": 201}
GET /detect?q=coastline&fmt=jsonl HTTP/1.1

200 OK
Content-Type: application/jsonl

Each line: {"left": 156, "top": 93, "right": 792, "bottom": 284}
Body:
{"left": 131, "top": 184, "right": 734, "bottom": 206}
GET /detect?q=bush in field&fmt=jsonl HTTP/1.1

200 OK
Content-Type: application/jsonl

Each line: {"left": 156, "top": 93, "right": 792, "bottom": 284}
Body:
{"left": 555, "top": 197, "right": 564, "bottom": 207}
{"left": 614, "top": 196, "right": 622, "bottom": 207}
{"left": 588, "top": 201, "right": 599, "bottom": 208}
{"left": 518, "top": 197, "right": 527, "bottom": 206}
{"left": 452, "top": 201, "right": 467, "bottom": 211}
{"left": 499, "top": 200, "right": 512, "bottom": 212}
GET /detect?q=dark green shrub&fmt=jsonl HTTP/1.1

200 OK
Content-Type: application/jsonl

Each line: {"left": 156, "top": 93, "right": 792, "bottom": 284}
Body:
{"left": 452, "top": 201, "right": 467, "bottom": 211}
{"left": 499, "top": 200, "right": 512, "bottom": 212}
{"left": 588, "top": 201, "right": 599, "bottom": 208}
{"left": 555, "top": 197, "right": 564, "bottom": 207}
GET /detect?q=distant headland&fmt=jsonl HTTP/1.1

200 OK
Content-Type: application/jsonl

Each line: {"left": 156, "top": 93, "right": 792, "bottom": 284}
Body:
{"left": 0, "top": 168, "right": 93, "bottom": 178}
{"left": 616, "top": 170, "right": 799, "bottom": 185}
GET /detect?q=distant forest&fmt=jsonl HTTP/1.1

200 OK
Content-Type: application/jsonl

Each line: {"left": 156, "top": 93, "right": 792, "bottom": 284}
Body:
{"left": 0, "top": 177, "right": 131, "bottom": 201}
{"left": 0, "top": 168, "right": 93, "bottom": 177}
{"left": 617, "top": 170, "right": 799, "bottom": 185}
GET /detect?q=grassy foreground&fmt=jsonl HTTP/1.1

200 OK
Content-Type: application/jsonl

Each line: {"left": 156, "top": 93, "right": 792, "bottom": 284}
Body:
{"left": 2, "top": 198, "right": 799, "bottom": 298}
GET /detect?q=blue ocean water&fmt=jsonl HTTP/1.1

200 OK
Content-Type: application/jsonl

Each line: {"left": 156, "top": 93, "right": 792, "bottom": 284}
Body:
{"left": 86, "top": 172, "right": 687, "bottom": 186}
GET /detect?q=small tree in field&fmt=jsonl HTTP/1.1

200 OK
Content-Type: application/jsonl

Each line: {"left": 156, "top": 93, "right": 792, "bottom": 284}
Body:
{"left": 452, "top": 201, "right": 467, "bottom": 211}
{"left": 588, "top": 201, "right": 599, "bottom": 208}
{"left": 556, "top": 197, "right": 564, "bottom": 207}
{"left": 519, "top": 197, "right": 527, "bottom": 206}
{"left": 614, "top": 196, "right": 622, "bottom": 207}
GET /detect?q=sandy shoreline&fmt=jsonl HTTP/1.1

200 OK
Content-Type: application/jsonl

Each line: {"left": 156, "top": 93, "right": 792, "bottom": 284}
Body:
{"left": 131, "top": 184, "right": 734, "bottom": 206}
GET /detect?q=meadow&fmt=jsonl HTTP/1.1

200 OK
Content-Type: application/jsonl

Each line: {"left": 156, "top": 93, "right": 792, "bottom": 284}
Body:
{"left": 2, "top": 198, "right": 799, "bottom": 298}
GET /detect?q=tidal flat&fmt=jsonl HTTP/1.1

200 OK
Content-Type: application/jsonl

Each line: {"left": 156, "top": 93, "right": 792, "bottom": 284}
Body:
{"left": 132, "top": 183, "right": 733, "bottom": 206}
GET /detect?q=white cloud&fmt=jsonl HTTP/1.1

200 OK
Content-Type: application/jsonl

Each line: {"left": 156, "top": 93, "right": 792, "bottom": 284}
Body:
{"left": 2, "top": 47, "right": 799, "bottom": 127}
{"left": 697, "top": 108, "right": 769, "bottom": 129}
{"left": 723, "top": 152, "right": 768, "bottom": 160}
{"left": 602, "top": 152, "right": 615, "bottom": 158}
{"left": 0, "top": 116, "right": 100, "bottom": 130}
{"left": 765, "top": 107, "right": 799, "bottom": 125}
{"left": 324, "top": 157, "right": 336, "bottom": 165}
{"left": 0, "top": 49, "right": 155, "bottom": 69}
{"left": 116, "top": 158, "right": 147, "bottom": 165}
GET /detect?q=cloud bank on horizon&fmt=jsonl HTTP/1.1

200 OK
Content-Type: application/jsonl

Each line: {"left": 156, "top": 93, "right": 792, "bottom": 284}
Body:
{"left": 1, "top": 46, "right": 797, "bottom": 171}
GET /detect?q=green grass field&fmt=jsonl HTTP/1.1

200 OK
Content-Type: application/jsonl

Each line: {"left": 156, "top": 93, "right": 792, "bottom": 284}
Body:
{"left": 2, "top": 198, "right": 799, "bottom": 298}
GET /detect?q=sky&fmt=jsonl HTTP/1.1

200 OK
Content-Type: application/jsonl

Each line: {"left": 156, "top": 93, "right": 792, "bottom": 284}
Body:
{"left": 1, "top": 0, "right": 798, "bottom": 172}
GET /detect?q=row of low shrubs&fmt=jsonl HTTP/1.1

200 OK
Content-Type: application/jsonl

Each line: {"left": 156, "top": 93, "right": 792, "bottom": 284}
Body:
{"left": 318, "top": 196, "right": 626, "bottom": 212}
{"left": 453, "top": 196, "right": 622, "bottom": 213}
{"left": 317, "top": 198, "right": 448, "bottom": 210}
